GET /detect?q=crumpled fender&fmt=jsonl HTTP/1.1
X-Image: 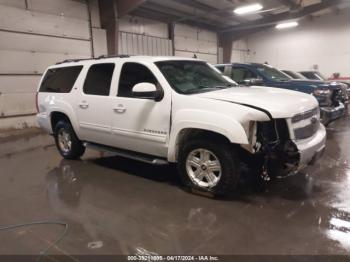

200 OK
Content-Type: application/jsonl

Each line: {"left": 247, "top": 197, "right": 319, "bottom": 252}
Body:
{"left": 167, "top": 109, "right": 250, "bottom": 162}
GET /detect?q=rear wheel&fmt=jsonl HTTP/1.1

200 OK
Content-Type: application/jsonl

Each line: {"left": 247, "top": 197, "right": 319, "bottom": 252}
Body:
{"left": 177, "top": 139, "right": 239, "bottom": 196}
{"left": 54, "top": 120, "right": 85, "bottom": 159}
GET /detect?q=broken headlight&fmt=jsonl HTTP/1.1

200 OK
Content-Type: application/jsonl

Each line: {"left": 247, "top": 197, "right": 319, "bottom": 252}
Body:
{"left": 313, "top": 88, "right": 331, "bottom": 96}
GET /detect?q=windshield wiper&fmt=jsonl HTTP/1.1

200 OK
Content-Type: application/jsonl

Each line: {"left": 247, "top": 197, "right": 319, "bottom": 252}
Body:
{"left": 186, "top": 86, "right": 223, "bottom": 94}
{"left": 217, "top": 84, "right": 236, "bottom": 88}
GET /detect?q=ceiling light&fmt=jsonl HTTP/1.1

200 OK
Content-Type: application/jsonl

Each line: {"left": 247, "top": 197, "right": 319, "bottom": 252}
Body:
{"left": 233, "top": 3, "right": 263, "bottom": 15}
{"left": 276, "top": 21, "right": 299, "bottom": 29}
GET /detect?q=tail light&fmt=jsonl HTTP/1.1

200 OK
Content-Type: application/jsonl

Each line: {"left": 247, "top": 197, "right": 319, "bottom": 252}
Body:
{"left": 35, "top": 92, "right": 39, "bottom": 113}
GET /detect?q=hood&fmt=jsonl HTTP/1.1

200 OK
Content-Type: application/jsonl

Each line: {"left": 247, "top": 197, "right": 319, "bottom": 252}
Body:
{"left": 196, "top": 86, "right": 318, "bottom": 119}
{"left": 287, "top": 79, "right": 341, "bottom": 89}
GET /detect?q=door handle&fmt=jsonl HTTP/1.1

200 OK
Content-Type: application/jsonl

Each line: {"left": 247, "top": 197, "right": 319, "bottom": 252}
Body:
{"left": 79, "top": 101, "right": 89, "bottom": 109}
{"left": 113, "top": 105, "right": 126, "bottom": 113}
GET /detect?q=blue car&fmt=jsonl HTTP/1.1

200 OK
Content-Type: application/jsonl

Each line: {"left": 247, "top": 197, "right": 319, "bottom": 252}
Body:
{"left": 216, "top": 63, "right": 346, "bottom": 124}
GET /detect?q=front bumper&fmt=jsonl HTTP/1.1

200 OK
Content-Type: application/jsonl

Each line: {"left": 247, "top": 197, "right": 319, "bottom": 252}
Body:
{"left": 320, "top": 102, "right": 345, "bottom": 124}
{"left": 295, "top": 123, "right": 326, "bottom": 170}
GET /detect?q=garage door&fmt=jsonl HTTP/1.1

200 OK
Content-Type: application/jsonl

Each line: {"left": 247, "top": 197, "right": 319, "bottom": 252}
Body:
{"left": 174, "top": 23, "right": 218, "bottom": 64}
{"left": 0, "top": 0, "right": 92, "bottom": 121}
{"left": 118, "top": 16, "right": 173, "bottom": 56}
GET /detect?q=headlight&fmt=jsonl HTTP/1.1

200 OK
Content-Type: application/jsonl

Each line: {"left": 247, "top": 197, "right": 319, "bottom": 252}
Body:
{"left": 313, "top": 88, "right": 331, "bottom": 96}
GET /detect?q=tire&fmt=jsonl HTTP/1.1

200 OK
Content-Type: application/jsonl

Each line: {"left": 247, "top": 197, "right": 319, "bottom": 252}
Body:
{"left": 54, "top": 120, "right": 85, "bottom": 159}
{"left": 177, "top": 139, "right": 240, "bottom": 197}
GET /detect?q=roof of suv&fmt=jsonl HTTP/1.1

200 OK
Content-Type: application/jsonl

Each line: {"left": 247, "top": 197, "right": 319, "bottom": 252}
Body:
{"left": 52, "top": 55, "right": 203, "bottom": 68}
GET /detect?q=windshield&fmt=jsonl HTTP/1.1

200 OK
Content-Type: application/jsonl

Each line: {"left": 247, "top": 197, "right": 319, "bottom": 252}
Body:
{"left": 283, "top": 70, "right": 305, "bottom": 79}
{"left": 255, "top": 64, "right": 291, "bottom": 81}
{"left": 301, "top": 71, "right": 326, "bottom": 81}
{"left": 155, "top": 60, "right": 236, "bottom": 94}
{"left": 314, "top": 72, "right": 327, "bottom": 81}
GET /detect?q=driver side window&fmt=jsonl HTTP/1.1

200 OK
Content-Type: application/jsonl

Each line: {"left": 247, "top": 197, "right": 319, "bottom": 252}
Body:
{"left": 118, "top": 63, "right": 158, "bottom": 98}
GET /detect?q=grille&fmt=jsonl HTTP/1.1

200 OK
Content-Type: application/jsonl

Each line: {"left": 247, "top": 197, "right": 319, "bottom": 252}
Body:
{"left": 294, "top": 121, "right": 319, "bottom": 140}
{"left": 292, "top": 107, "right": 319, "bottom": 140}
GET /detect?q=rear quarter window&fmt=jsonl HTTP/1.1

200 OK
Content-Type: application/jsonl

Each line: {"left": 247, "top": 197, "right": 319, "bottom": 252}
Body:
{"left": 39, "top": 66, "right": 83, "bottom": 93}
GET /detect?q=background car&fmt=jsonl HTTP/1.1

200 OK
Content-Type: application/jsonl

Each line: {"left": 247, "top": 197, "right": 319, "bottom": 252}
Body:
{"left": 300, "top": 70, "right": 350, "bottom": 106}
{"left": 216, "top": 63, "right": 346, "bottom": 125}
{"left": 299, "top": 71, "right": 327, "bottom": 81}
{"left": 282, "top": 70, "right": 307, "bottom": 80}
{"left": 300, "top": 70, "right": 350, "bottom": 97}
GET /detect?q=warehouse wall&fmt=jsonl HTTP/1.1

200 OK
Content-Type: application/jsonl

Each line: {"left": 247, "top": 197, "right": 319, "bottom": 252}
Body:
{"left": 245, "top": 11, "right": 350, "bottom": 78}
{"left": 118, "top": 18, "right": 219, "bottom": 63}
{"left": 118, "top": 15, "right": 172, "bottom": 56}
{"left": 0, "top": 0, "right": 106, "bottom": 129}
{"left": 174, "top": 23, "right": 218, "bottom": 64}
{"left": 231, "top": 39, "right": 249, "bottom": 63}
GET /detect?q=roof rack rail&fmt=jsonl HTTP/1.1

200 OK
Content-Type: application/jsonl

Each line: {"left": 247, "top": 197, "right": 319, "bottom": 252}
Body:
{"left": 55, "top": 54, "right": 130, "bottom": 65}
{"left": 55, "top": 58, "right": 91, "bottom": 65}
{"left": 96, "top": 54, "right": 130, "bottom": 59}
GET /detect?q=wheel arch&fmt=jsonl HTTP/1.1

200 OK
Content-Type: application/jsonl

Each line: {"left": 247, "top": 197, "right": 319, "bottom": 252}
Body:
{"left": 50, "top": 111, "right": 79, "bottom": 137}
{"left": 168, "top": 123, "right": 248, "bottom": 162}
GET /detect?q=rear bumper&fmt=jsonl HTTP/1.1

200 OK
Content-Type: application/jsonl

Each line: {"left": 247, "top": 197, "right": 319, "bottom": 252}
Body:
{"left": 295, "top": 123, "right": 326, "bottom": 170}
{"left": 320, "top": 102, "right": 345, "bottom": 124}
{"left": 36, "top": 113, "right": 52, "bottom": 134}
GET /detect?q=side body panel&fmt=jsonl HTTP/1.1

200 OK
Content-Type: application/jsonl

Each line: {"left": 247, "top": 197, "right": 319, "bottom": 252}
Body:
{"left": 109, "top": 61, "right": 172, "bottom": 157}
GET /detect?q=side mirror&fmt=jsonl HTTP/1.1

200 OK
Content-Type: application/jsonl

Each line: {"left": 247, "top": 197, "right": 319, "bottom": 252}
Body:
{"left": 132, "top": 82, "right": 163, "bottom": 101}
{"left": 243, "top": 78, "right": 264, "bottom": 86}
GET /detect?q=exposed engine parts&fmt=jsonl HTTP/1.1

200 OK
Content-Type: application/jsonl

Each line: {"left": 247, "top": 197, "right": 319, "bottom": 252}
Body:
{"left": 244, "top": 119, "right": 301, "bottom": 179}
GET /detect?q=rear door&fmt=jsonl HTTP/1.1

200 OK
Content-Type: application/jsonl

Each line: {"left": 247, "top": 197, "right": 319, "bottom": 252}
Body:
{"left": 76, "top": 63, "right": 115, "bottom": 145}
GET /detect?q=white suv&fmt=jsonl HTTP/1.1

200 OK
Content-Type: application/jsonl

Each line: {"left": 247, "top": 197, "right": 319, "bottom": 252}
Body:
{"left": 37, "top": 56, "right": 326, "bottom": 196}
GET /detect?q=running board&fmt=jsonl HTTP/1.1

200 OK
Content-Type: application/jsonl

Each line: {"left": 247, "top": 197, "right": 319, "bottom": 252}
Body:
{"left": 83, "top": 142, "right": 169, "bottom": 165}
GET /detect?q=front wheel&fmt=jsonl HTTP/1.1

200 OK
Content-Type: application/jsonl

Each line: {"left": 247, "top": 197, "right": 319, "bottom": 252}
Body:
{"left": 54, "top": 120, "right": 85, "bottom": 159}
{"left": 177, "top": 139, "right": 240, "bottom": 197}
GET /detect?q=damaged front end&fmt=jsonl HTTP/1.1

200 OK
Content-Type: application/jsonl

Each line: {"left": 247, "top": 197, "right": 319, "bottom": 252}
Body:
{"left": 255, "top": 120, "right": 300, "bottom": 178}
{"left": 241, "top": 107, "right": 325, "bottom": 179}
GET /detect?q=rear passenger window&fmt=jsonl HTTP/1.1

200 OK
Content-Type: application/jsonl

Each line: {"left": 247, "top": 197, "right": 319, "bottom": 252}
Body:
{"left": 118, "top": 63, "right": 158, "bottom": 98}
{"left": 39, "top": 66, "right": 83, "bottom": 93}
{"left": 83, "top": 63, "right": 115, "bottom": 96}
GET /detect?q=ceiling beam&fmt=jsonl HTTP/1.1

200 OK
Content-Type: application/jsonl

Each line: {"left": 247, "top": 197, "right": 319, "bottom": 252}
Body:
{"left": 136, "top": 2, "right": 222, "bottom": 30}
{"left": 221, "top": 0, "right": 342, "bottom": 33}
{"left": 171, "top": 0, "right": 214, "bottom": 12}
{"left": 132, "top": 6, "right": 219, "bottom": 31}
{"left": 170, "top": 0, "right": 245, "bottom": 23}
{"left": 116, "top": 0, "right": 147, "bottom": 17}
{"left": 277, "top": 0, "right": 299, "bottom": 10}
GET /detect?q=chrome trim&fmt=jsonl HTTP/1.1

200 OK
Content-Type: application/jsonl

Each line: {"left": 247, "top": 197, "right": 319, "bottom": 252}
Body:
{"left": 291, "top": 107, "right": 318, "bottom": 123}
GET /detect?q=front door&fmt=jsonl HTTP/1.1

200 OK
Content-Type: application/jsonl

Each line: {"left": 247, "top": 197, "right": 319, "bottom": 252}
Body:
{"left": 110, "top": 62, "right": 171, "bottom": 157}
